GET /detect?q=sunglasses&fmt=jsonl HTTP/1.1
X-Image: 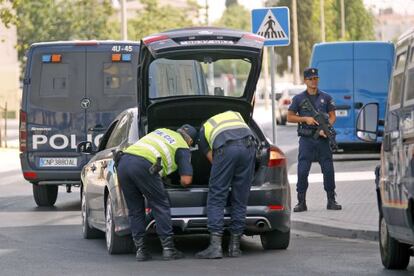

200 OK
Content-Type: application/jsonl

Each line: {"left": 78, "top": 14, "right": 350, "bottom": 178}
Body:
{"left": 306, "top": 77, "right": 319, "bottom": 81}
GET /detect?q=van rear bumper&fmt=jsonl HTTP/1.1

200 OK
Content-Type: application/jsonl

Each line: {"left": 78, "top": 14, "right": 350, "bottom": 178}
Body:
{"left": 20, "top": 153, "right": 82, "bottom": 184}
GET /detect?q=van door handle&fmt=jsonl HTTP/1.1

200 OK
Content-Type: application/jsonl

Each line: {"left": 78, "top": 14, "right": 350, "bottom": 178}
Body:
{"left": 354, "top": 102, "right": 363, "bottom": 109}
{"left": 88, "top": 125, "right": 106, "bottom": 132}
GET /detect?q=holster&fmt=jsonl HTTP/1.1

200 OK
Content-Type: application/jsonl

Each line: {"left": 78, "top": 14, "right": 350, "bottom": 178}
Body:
{"left": 112, "top": 150, "right": 124, "bottom": 169}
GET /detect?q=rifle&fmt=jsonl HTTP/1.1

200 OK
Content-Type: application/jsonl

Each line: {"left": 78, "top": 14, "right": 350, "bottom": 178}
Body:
{"left": 300, "top": 98, "right": 338, "bottom": 151}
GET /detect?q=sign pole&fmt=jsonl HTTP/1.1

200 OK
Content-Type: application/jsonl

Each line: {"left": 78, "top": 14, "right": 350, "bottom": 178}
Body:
{"left": 251, "top": 6, "right": 290, "bottom": 145}
{"left": 270, "top": 47, "right": 276, "bottom": 144}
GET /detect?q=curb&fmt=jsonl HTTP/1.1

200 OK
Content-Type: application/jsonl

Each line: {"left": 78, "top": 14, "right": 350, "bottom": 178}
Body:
{"left": 291, "top": 220, "right": 378, "bottom": 241}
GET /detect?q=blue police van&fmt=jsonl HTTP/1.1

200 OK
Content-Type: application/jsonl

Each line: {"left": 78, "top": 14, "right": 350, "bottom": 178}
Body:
{"left": 19, "top": 41, "right": 140, "bottom": 206}
{"left": 310, "top": 41, "right": 395, "bottom": 150}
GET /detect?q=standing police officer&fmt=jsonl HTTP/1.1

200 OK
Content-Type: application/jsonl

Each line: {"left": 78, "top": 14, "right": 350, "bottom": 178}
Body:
{"left": 287, "top": 68, "right": 342, "bottom": 212}
{"left": 195, "top": 110, "right": 256, "bottom": 259}
{"left": 116, "top": 124, "right": 198, "bottom": 261}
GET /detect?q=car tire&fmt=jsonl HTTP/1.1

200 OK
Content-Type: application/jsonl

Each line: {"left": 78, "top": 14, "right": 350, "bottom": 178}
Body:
{"left": 105, "top": 194, "right": 134, "bottom": 254}
{"left": 32, "top": 184, "right": 58, "bottom": 207}
{"left": 81, "top": 187, "right": 103, "bottom": 239}
{"left": 260, "top": 229, "right": 290, "bottom": 250}
{"left": 379, "top": 214, "right": 410, "bottom": 269}
{"left": 280, "top": 116, "right": 287, "bottom": 125}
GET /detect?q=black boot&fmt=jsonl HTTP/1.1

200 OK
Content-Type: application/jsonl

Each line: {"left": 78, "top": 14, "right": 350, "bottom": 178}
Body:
{"left": 293, "top": 192, "right": 307, "bottom": 212}
{"left": 195, "top": 233, "right": 223, "bottom": 259}
{"left": 160, "top": 236, "right": 184, "bottom": 260}
{"left": 133, "top": 237, "right": 151, "bottom": 261}
{"left": 327, "top": 191, "right": 342, "bottom": 210}
{"left": 228, "top": 233, "right": 242, "bottom": 257}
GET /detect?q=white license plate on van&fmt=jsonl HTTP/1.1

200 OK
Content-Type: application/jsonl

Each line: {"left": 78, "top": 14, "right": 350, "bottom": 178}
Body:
{"left": 39, "top": 158, "right": 77, "bottom": 167}
{"left": 335, "top": 110, "right": 348, "bottom": 117}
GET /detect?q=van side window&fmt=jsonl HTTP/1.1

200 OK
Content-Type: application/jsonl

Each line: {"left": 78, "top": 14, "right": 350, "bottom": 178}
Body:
{"left": 103, "top": 63, "right": 134, "bottom": 95}
{"left": 40, "top": 64, "right": 69, "bottom": 97}
{"left": 404, "top": 48, "right": 414, "bottom": 102}
{"left": 389, "top": 52, "right": 407, "bottom": 107}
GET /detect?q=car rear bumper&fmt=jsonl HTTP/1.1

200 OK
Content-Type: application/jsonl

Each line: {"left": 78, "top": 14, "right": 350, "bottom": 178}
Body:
{"left": 115, "top": 206, "right": 290, "bottom": 236}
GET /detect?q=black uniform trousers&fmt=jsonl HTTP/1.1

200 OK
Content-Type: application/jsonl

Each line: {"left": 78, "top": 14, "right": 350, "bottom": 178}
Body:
{"left": 297, "top": 136, "right": 335, "bottom": 193}
{"left": 117, "top": 154, "right": 173, "bottom": 239}
{"left": 207, "top": 137, "right": 256, "bottom": 234}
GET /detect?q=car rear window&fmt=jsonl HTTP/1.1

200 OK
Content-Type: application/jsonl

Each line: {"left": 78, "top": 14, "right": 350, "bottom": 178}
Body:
{"left": 148, "top": 58, "right": 251, "bottom": 99}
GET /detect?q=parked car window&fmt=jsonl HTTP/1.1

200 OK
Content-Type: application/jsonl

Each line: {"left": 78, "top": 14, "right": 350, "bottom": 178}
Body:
{"left": 389, "top": 51, "right": 407, "bottom": 107}
{"left": 105, "top": 114, "right": 130, "bottom": 149}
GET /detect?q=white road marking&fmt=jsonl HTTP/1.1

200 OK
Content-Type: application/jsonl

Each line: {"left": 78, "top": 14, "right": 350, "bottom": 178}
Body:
{"left": 288, "top": 171, "right": 375, "bottom": 184}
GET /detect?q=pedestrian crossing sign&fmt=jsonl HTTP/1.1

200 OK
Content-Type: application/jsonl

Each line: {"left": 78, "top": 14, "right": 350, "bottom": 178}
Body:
{"left": 251, "top": 7, "right": 290, "bottom": 47}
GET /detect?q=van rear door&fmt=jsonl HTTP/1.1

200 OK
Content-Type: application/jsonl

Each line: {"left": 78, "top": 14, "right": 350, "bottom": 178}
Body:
{"left": 354, "top": 43, "right": 394, "bottom": 139}
{"left": 85, "top": 43, "right": 138, "bottom": 149}
{"left": 312, "top": 43, "right": 354, "bottom": 140}
{"left": 26, "top": 44, "right": 88, "bottom": 171}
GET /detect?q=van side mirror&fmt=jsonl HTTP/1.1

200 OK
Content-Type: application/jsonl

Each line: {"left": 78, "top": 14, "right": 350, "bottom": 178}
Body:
{"left": 356, "top": 103, "right": 379, "bottom": 142}
{"left": 77, "top": 141, "right": 95, "bottom": 155}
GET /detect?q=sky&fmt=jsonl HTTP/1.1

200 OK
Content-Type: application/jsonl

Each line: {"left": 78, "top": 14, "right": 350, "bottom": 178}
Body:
{"left": 197, "top": 0, "right": 414, "bottom": 23}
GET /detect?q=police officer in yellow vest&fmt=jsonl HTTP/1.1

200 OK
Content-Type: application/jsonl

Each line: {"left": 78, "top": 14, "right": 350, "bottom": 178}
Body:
{"left": 195, "top": 111, "right": 256, "bottom": 259}
{"left": 117, "top": 124, "right": 197, "bottom": 261}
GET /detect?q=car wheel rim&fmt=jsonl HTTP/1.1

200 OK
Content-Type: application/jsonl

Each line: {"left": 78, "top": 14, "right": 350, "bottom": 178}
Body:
{"left": 106, "top": 198, "right": 112, "bottom": 249}
{"left": 380, "top": 217, "right": 388, "bottom": 251}
{"left": 81, "top": 191, "right": 87, "bottom": 233}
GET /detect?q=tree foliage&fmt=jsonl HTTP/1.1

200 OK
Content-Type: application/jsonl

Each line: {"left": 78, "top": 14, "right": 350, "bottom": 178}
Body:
{"left": 15, "top": 0, "right": 114, "bottom": 62}
{"left": 0, "top": 0, "right": 19, "bottom": 27}
{"left": 127, "top": 0, "right": 199, "bottom": 40}
{"left": 265, "top": 0, "right": 375, "bottom": 75}
{"left": 214, "top": 2, "right": 250, "bottom": 31}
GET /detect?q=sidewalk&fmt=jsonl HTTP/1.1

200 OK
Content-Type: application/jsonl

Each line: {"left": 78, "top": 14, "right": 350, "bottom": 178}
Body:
{"left": 288, "top": 168, "right": 378, "bottom": 241}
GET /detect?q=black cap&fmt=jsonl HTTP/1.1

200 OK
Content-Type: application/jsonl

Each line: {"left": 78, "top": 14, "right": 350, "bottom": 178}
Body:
{"left": 304, "top": 67, "right": 318, "bottom": 79}
{"left": 177, "top": 124, "right": 198, "bottom": 143}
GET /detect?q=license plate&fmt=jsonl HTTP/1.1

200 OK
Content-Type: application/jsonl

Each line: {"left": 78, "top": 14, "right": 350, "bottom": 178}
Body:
{"left": 39, "top": 158, "right": 77, "bottom": 167}
{"left": 335, "top": 110, "right": 348, "bottom": 117}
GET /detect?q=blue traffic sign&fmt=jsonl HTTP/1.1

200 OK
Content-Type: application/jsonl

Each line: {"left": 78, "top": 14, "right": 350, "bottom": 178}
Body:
{"left": 251, "top": 7, "right": 290, "bottom": 47}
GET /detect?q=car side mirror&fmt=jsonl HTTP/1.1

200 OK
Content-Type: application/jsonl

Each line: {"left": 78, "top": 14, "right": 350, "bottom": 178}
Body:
{"left": 214, "top": 87, "right": 224, "bottom": 96}
{"left": 356, "top": 103, "right": 379, "bottom": 142}
{"left": 77, "top": 141, "right": 95, "bottom": 155}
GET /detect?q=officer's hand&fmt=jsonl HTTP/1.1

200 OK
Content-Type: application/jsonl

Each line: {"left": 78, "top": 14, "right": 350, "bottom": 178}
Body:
{"left": 319, "top": 130, "right": 327, "bottom": 138}
{"left": 304, "top": 117, "right": 318, "bottom": 125}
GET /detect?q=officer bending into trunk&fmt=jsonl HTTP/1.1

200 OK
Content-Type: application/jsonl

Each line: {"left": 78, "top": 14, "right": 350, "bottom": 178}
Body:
{"left": 116, "top": 125, "right": 198, "bottom": 261}
{"left": 287, "top": 68, "right": 342, "bottom": 212}
{"left": 196, "top": 110, "right": 256, "bottom": 259}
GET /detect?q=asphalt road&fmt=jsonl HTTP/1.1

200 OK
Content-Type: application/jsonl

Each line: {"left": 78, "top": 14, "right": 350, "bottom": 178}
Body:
{"left": 2, "top": 123, "right": 414, "bottom": 274}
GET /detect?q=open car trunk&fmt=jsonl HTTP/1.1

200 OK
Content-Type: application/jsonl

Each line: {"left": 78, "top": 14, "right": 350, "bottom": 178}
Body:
{"left": 146, "top": 98, "right": 270, "bottom": 187}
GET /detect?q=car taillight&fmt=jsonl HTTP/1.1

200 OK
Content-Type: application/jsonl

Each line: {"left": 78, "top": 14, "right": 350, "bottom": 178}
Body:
{"left": 268, "top": 146, "right": 286, "bottom": 167}
{"left": 19, "top": 109, "right": 27, "bottom": 152}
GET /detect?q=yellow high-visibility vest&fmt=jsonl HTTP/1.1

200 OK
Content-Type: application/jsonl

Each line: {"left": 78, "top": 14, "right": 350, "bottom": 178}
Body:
{"left": 124, "top": 128, "right": 188, "bottom": 177}
{"left": 203, "top": 111, "right": 249, "bottom": 148}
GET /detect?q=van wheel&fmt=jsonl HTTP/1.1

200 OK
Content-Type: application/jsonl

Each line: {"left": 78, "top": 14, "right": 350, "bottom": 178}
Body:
{"left": 280, "top": 116, "right": 287, "bottom": 125}
{"left": 81, "top": 188, "right": 103, "bottom": 239}
{"left": 260, "top": 229, "right": 290, "bottom": 250}
{"left": 379, "top": 214, "right": 410, "bottom": 269}
{"left": 105, "top": 194, "right": 134, "bottom": 254}
{"left": 32, "top": 184, "right": 58, "bottom": 207}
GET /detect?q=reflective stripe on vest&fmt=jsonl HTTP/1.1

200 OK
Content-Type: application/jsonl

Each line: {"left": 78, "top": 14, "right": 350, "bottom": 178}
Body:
{"left": 203, "top": 111, "right": 249, "bottom": 148}
{"left": 124, "top": 128, "right": 189, "bottom": 176}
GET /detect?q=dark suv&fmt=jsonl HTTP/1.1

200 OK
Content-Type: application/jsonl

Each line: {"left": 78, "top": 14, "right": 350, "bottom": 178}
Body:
{"left": 79, "top": 27, "right": 291, "bottom": 254}
{"left": 357, "top": 28, "right": 414, "bottom": 270}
